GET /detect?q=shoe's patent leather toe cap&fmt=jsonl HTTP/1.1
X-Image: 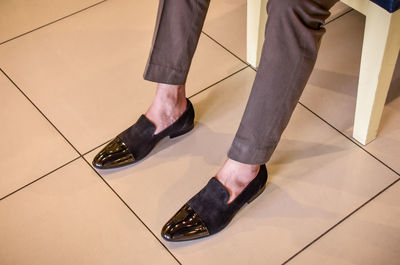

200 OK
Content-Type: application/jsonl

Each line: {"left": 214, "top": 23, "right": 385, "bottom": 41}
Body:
{"left": 161, "top": 204, "right": 209, "bottom": 242}
{"left": 92, "top": 137, "right": 135, "bottom": 169}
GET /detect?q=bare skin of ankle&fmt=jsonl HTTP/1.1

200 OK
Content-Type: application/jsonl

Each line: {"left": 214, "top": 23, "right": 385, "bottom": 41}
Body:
{"left": 145, "top": 83, "right": 187, "bottom": 134}
{"left": 216, "top": 159, "right": 260, "bottom": 204}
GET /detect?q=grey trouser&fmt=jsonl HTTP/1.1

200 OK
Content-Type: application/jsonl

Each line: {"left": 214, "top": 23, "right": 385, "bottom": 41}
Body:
{"left": 143, "top": 0, "right": 339, "bottom": 164}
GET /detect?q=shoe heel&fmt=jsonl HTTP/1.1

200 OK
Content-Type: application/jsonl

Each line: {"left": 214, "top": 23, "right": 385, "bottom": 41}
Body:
{"left": 247, "top": 184, "right": 266, "bottom": 204}
{"left": 169, "top": 124, "right": 194, "bottom": 139}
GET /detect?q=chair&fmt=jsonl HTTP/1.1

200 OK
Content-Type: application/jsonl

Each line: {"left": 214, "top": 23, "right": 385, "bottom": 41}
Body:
{"left": 246, "top": 0, "right": 400, "bottom": 145}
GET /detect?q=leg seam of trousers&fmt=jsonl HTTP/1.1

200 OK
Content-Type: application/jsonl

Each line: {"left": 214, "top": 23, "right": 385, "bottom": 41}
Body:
{"left": 259, "top": 26, "right": 306, "bottom": 142}
{"left": 143, "top": 0, "right": 166, "bottom": 81}
{"left": 143, "top": 0, "right": 207, "bottom": 85}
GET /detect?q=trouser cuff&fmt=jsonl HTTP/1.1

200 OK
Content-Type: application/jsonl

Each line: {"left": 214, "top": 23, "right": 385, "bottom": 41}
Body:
{"left": 227, "top": 139, "right": 277, "bottom": 165}
{"left": 143, "top": 63, "right": 187, "bottom": 85}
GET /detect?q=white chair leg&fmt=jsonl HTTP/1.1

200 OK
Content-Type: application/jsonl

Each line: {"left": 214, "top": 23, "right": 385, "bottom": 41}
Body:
{"left": 246, "top": 0, "right": 268, "bottom": 67}
{"left": 353, "top": 8, "right": 400, "bottom": 145}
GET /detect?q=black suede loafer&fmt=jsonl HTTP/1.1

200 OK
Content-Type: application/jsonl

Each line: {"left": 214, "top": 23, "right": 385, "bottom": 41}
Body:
{"left": 92, "top": 98, "right": 195, "bottom": 169}
{"left": 161, "top": 164, "right": 268, "bottom": 241}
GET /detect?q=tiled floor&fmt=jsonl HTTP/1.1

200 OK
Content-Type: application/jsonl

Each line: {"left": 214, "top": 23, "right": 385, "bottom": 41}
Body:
{"left": 1, "top": 1, "right": 399, "bottom": 264}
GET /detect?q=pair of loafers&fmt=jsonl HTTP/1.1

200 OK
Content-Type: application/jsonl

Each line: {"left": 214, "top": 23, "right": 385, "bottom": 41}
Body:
{"left": 92, "top": 98, "right": 268, "bottom": 241}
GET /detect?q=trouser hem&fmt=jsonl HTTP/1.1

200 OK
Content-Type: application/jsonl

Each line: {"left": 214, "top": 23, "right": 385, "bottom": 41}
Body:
{"left": 143, "top": 63, "right": 187, "bottom": 85}
{"left": 227, "top": 140, "right": 277, "bottom": 165}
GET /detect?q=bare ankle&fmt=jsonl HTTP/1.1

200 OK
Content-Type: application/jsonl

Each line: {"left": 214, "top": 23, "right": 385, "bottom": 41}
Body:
{"left": 150, "top": 84, "right": 186, "bottom": 115}
{"left": 145, "top": 83, "right": 188, "bottom": 134}
{"left": 216, "top": 159, "right": 260, "bottom": 203}
{"left": 155, "top": 83, "right": 186, "bottom": 106}
{"left": 222, "top": 159, "right": 259, "bottom": 174}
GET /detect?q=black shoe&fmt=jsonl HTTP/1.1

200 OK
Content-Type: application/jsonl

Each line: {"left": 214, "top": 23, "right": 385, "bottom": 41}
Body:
{"left": 161, "top": 164, "right": 268, "bottom": 241}
{"left": 92, "top": 98, "right": 195, "bottom": 169}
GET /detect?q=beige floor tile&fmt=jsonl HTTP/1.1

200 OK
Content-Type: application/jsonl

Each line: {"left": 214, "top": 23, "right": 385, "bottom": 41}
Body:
{"left": 203, "top": 0, "right": 247, "bottom": 60}
{"left": 0, "top": 158, "right": 178, "bottom": 265}
{"left": 0, "top": 0, "right": 103, "bottom": 44}
{"left": 300, "top": 10, "right": 400, "bottom": 173}
{"left": 203, "top": 0, "right": 351, "bottom": 62}
{"left": 0, "top": 72, "right": 77, "bottom": 199}
{"left": 0, "top": 0, "right": 245, "bottom": 154}
{"left": 85, "top": 68, "right": 398, "bottom": 265}
{"left": 289, "top": 180, "right": 400, "bottom": 265}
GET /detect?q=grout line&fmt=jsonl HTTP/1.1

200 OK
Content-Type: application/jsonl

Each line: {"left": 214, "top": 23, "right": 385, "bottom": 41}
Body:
{"left": 0, "top": 68, "right": 82, "bottom": 156}
{"left": 298, "top": 102, "right": 400, "bottom": 177}
{"left": 279, "top": 102, "right": 400, "bottom": 264}
{"left": 189, "top": 65, "right": 249, "bottom": 99}
{"left": 0, "top": 0, "right": 107, "bottom": 46}
{"left": 2, "top": 64, "right": 181, "bottom": 262}
{"left": 0, "top": 67, "right": 86, "bottom": 201}
{"left": 0, "top": 156, "right": 81, "bottom": 201}
{"left": 81, "top": 157, "right": 182, "bottom": 265}
{"left": 0, "top": 138, "right": 110, "bottom": 201}
{"left": 201, "top": 31, "right": 250, "bottom": 67}
{"left": 0, "top": 136, "right": 111, "bottom": 201}
{"left": 324, "top": 9, "right": 354, "bottom": 26}
{"left": 282, "top": 176, "right": 400, "bottom": 265}
{"left": 0, "top": 152, "right": 182, "bottom": 263}
{"left": 82, "top": 139, "right": 111, "bottom": 156}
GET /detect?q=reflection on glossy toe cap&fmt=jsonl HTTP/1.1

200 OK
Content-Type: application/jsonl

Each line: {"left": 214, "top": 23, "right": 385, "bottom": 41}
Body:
{"left": 161, "top": 204, "right": 209, "bottom": 242}
{"left": 92, "top": 137, "right": 135, "bottom": 169}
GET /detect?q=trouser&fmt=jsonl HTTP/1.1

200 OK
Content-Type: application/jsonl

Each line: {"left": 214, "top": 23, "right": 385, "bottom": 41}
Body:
{"left": 143, "top": 0, "right": 339, "bottom": 164}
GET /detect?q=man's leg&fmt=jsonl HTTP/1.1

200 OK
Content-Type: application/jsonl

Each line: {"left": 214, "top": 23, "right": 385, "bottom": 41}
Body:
{"left": 144, "top": 0, "right": 210, "bottom": 85}
{"left": 93, "top": 0, "right": 210, "bottom": 168}
{"left": 143, "top": 0, "right": 210, "bottom": 134}
{"left": 218, "top": 0, "right": 339, "bottom": 202}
